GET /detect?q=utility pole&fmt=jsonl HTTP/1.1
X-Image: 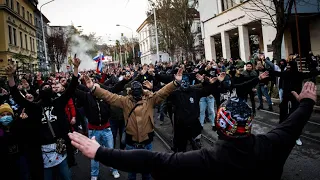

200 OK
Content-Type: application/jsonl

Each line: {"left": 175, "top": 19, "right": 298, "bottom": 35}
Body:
{"left": 293, "top": 0, "right": 302, "bottom": 71}
{"left": 154, "top": 8, "right": 160, "bottom": 63}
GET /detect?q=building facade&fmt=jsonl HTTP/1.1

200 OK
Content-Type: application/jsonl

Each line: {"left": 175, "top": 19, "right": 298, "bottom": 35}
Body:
{"left": 199, "top": 0, "right": 320, "bottom": 62}
{"left": 34, "top": 9, "right": 50, "bottom": 72}
{"left": 137, "top": 18, "right": 170, "bottom": 65}
{"left": 0, "top": 0, "right": 38, "bottom": 74}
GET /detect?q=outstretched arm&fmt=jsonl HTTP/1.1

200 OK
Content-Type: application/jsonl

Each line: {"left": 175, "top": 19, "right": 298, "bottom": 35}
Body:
{"left": 69, "top": 132, "right": 216, "bottom": 180}
{"left": 6, "top": 65, "right": 36, "bottom": 108}
{"left": 263, "top": 82, "right": 316, "bottom": 160}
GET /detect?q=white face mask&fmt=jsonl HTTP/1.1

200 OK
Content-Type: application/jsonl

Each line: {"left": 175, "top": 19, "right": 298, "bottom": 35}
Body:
{"left": 212, "top": 66, "right": 217, "bottom": 69}
{"left": 119, "top": 76, "right": 124, "bottom": 81}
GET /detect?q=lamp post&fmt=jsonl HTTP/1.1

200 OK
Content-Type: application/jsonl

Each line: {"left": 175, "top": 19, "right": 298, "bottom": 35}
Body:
{"left": 116, "top": 24, "right": 135, "bottom": 60}
{"left": 40, "top": 0, "right": 55, "bottom": 72}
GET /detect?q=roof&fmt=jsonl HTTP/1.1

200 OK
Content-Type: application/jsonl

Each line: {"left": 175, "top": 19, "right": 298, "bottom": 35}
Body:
{"left": 136, "top": 16, "right": 152, "bottom": 33}
{"left": 34, "top": 8, "right": 50, "bottom": 23}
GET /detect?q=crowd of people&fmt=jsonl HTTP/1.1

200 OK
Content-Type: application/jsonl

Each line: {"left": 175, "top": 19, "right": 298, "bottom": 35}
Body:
{"left": 0, "top": 53, "right": 319, "bottom": 180}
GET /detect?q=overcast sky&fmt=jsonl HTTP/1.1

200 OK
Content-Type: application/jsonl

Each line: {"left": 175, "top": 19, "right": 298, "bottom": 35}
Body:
{"left": 39, "top": 0, "right": 149, "bottom": 44}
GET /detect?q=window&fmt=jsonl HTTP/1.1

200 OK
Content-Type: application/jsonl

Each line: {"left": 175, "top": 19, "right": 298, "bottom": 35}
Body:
{"left": 11, "top": 0, "right": 14, "bottom": 9}
{"left": 30, "top": 37, "right": 32, "bottom": 51}
{"left": 30, "top": 14, "right": 32, "bottom": 24}
{"left": 222, "top": 0, "right": 235, "bottom": 11}
{"left": 35, "top": 18, "right": 37, "bottom": 27}
{"left": 16, "top": 1, "right": 20, "bottom": 14}
{"left": 8, "top": 26, "right": 12, "bottom": 44}
{"left": 25, "top": 34, "right": 28, "bottom": 50}
{"left": 20, "top": 32, "right": 23, "bottom": 47}
{"left": 13, "top": 28, "right": 17, "bottom": 46}
{"left": 33, "top": 39, "right": 35, "bottom": 51}
{"left": 22, "top": 6, "right": 25, "bottom": 18}
{"left": 27, "top": 11, "right": 29, "bottom": 22}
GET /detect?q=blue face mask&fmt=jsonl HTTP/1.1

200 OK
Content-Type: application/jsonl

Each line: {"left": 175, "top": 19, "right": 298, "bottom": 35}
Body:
{"left": 181, "top": 75, "right": 190, "bottom": 90}
{"left": 0, "top": 115, "right": 13, "bottom": 126}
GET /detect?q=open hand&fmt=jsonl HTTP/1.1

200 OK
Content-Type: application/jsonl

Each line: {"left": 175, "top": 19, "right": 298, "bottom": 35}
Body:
{"left": 83, "top": 75, "right": 94, "bottom": 89}
{"left": 68, "top": 132, "right": 100, "bottom": 159}
{"left": 196, "top": 73, "right": 204, "bottom": 82}
{"left": 174, "top": 68, "right": 183, "bottom": 82}
{"left": 208, "top": 77, "right": 218, "bottom": 84}
{"left": 143, "top": 80, "right": 153, "bottom": 90}
{"left": 258, "top": 71, "right": 269, "bottom": 80}
{"left": 5, "top": 65, "right": 16, "bottom": 76}
{"left": 292, "top": 82, "right": 317, "bottom": 103}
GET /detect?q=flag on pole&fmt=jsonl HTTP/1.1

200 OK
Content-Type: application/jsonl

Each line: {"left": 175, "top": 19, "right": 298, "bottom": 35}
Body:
{"left": 93, "top": 54, "right": 105, "bottom": 62}
{"left": 93, "top": 53, "right": 104, "bottom": 73}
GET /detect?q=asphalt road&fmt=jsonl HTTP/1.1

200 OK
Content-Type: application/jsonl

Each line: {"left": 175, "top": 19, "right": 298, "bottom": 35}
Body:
{"left": 71, "top": 136, "right": 170, "bottom": 180}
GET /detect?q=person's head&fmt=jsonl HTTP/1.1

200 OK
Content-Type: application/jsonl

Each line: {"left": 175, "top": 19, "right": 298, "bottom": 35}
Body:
{"left": 0, "top": 103, "right": 14, "bottom": 127}
{"left": 256, "top": 60, "right": 264, "bottom": 70}
{"left": 59, "top": 77, "right": 67, "bottom": 87}
{"left": 55, "top": 83, "right": 65, "bottom": 93}
{"left": 245, "top": 62, "right": 253, "bottom": 71}
{"left": 215, "top": 98, "right": 253, "bottom": 139}
{"left": 259, "top": 54, "right": 265, "bottom": 60}
{"left": 130, "top": 81, "right": 143, "bottom": 101}
{"left": 287, "top": 61, "right": 298, "bottom": 72}
{"left": 39, "top": 83, "right": 53, "bottom": 104}
{"left": 25, "top": 94, "right": 34, "bottom": 102}
{"left": 180, "top": 75, "right": 190, "bottom": 90}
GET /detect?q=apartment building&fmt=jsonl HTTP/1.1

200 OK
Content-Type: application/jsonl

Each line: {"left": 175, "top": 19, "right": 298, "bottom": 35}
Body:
{"left": 0, "top": 0, "right": 38, "bottom": 74}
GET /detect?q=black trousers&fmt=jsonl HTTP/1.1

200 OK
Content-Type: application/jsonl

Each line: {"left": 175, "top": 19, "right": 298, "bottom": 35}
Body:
{"left": 173, "top": 120, "right": 202, "bottom": 152}
{"left": 279, "top": 96, "right": 300, "bottom": 124}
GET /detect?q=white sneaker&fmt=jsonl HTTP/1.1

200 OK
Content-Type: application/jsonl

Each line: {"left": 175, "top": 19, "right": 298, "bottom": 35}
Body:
{"left": 112, "top": 171, "right": 120, "bottom": 179}
{"left": 91, "top": 177, "right": 98, "bottom": 180}
{"left": 296, "top": 138, "right": 302, "bottom": 146}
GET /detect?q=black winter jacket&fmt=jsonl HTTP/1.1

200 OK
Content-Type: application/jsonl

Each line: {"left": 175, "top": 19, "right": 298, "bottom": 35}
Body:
{"left": 74, "top": 80, "right": 128, "bottom": 126}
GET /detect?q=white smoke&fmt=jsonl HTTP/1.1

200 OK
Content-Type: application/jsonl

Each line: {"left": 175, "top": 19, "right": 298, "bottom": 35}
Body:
{"left": 69, "top": 35, "right": 96, "bottom": 71}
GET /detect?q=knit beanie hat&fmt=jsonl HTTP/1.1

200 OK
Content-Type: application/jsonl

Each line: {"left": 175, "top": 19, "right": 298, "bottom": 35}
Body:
{"left": 0, "top": 103, "right": 14, "bottom": 115}
{"left": 215, "top": 98, "right": 253, "bottom": 138}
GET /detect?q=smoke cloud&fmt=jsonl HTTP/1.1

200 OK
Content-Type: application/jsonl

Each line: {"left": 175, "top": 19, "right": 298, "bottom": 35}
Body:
{"left": 69, "top": 35, "right": 96, "bottom": 71}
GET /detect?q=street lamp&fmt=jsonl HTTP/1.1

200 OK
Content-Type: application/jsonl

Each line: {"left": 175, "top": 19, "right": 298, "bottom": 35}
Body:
{"left": 116, "top": 24, "right": 135, "bottom": 60}
{"left": 40, "top": 0, "right": 55, "bottom": 71}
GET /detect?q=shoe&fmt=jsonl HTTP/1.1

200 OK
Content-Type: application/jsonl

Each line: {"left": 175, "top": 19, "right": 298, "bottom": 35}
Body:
{"left": 212, "top": 126, "right": 217, "bottom": 131}
{"left": 267, "top": 105, "right": 273, "bottom": 112}
{"left": 257, "top": 105, "right": 263, "bottom": 110}
{"left": 296, "top": 138, "right": 302, "bottom": 146}
{"left": 91, "top": 177, "right": 98, "bottom": 180}
{"left": 112, "top": 171, "right": 120, "bottom": 179}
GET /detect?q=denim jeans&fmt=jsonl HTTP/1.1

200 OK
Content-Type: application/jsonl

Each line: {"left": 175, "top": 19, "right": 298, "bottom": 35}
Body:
{"left": 279, "top": 88, "right": 283, "bottom": 103}
{"left": 199, "top": 96, "right": 215, "bottom": 127}
{"left": 89, "top": 128, "right": 118, "bottom": 177}
{"left": 44, "top": 158, "right": 71, "bottom": 180}
{"left": 109, "top": 119, "right": 125, "bottom": 150}
{"left": 257, "top": 85, "right": 272, "bottom": 106}
{"left": 126, "top": 143, "right": 152, "bottom": 180}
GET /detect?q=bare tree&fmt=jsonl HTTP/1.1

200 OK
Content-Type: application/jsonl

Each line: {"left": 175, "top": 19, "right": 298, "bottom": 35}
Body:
{"left": 148, "top": 0, "right": 198, "bottom": 61}
{"left": 239, "top": 0, "right": 294, "bottom": 61}
{"left": 47, "top": 30, "right": 69, "bottom": 72}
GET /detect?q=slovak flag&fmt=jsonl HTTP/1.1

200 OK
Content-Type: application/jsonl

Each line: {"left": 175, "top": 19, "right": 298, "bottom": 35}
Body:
{"left": 93, "top": 53, "right": 104, "bottom": 73}
{"left": 93, "top": 53, "right": 105, "bottom": 62}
